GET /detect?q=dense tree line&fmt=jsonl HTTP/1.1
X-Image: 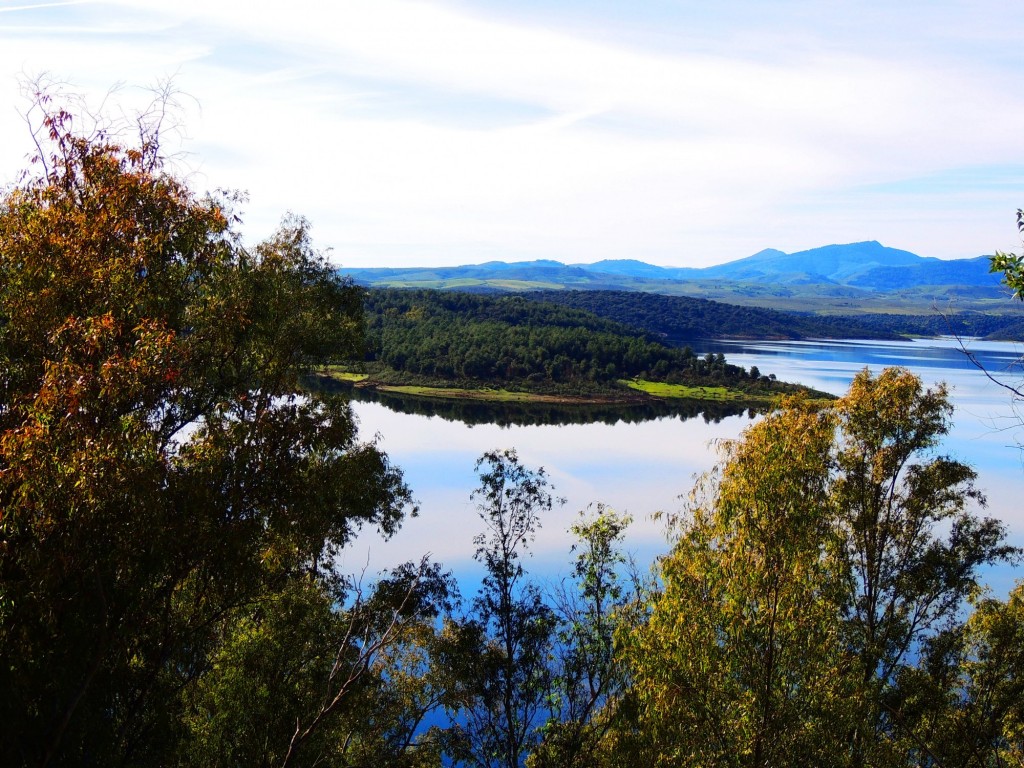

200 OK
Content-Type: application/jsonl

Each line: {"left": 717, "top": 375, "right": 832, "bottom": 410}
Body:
{"left": 850, "top": 311, "right": 1024, "bottom": 340}
{"left": 524, "top": 289, "right": 900, "bottom": 342}
{"left": 524, "top": 289, "right": 1024, "bottom": 343}
{"left": 363, "top": 288, "right": 781, "bottom": 393}
{"left": 4, "top": 92, "right": 1024, "bottom": 768}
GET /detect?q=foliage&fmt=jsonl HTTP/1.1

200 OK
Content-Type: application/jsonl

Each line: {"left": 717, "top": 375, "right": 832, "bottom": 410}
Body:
{"left": 526, "top": 288, "right": 898, "bottom": 343}
{"left": 957, "top": 582, "right": 1024, "bottom": 763}
{"left": 990, "top": 209, "right": 1024, "bottom": 301}
{"left": 448, "top": 450, "right": 561, "bottom": 768}
{"left": 616, "top": 368, "right": 1019, "bottom": 767}
{"left": 360, "top": 288, "right": 795, "bottom": 396}
{"left": 527, "top": 289, "right": 1024, "bottom": 344}
{"left": 831, "top": 368, "right": 1016, "bottom": 766}
{"left": 621, "top": 396, "right": 851, "bottom": 766}
{"left": 178, "top": 559, "right": 457, "bottom": 768}
{"left": 975, "top": 209, "right": 1024, "bottom": 402}
{"left": 0, "top": 89, "right": 412, "bottom": 766}
{"left": 530, "top": 506, "right": 634, "bottom": 768}
{"left": 880, "top": 581, "right": 1024, "bottom": 767}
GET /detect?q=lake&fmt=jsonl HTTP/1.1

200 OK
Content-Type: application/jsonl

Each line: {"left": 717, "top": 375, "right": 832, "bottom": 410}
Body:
{"left": 342, "top": 337, "right": 1024, "bottom": 597}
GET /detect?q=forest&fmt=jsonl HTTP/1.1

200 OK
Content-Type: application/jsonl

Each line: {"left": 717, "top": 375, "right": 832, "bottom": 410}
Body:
{"left": 523, "top": 289, "right": 1024, "bottom": 343}
{"left": 2, "top": 95, "right": 1023, "bottom": 768}
{"left": 523, "top": 288, "right": 898, "bottom": 342}
{"left": 354, "top": 288, "right": 809, "bottom": 400}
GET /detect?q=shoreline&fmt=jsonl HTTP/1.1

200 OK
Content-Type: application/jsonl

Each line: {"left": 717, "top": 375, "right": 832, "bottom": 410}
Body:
{"left": 315, "top": 370, "right": 785, "bottom": 406}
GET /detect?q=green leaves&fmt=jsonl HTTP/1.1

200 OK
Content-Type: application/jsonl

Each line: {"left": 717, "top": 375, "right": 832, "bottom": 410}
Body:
{"left": 623, "top": 396, "right": 848, "bottom": 766}
{"left": 457, "top": 449, "right": 561, "bottom": 768}
{"left": 618, "top": 369, "right": 1018, "bottom": 767}
{"left": 0, "top": 92, "right": 413, "bottom": 767}
{"left": 991, "top": 209, "right": 1024, "bottom": 300}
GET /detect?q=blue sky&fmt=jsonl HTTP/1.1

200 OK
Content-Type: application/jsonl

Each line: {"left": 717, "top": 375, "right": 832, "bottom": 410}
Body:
{"left": 1, "top": 0, "right": 1022, "bottom": 268}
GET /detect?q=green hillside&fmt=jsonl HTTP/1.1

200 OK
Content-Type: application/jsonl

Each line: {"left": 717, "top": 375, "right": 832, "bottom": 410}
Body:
{"left": 339, "top": 242, "right": 1021, "bottom": 318}
{"left": 523, "top": 289, "right": 899, "bottom": 342}
{"left": 324, "top": 289, "right": 826, "bottom": 402}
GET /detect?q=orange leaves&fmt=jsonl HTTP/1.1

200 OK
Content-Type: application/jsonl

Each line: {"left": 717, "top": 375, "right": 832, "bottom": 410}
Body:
{"left": 0, "top": 91, "right": 415, "bottom": 763}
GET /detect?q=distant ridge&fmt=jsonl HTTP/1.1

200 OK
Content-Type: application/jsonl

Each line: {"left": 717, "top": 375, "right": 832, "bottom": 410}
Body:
{"left": 696, "top": 241, "right": 926, "bottom": 284}
{"left": 576, "top": 259, "right": 680, "bottom": 279}
{"left": 340, "top": 242, "right": 1002, "bottom": 295}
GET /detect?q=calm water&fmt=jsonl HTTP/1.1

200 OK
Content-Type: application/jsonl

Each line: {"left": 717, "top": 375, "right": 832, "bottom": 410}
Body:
{"left": 344, "top": 338, "right": 1024, "bottom": 596}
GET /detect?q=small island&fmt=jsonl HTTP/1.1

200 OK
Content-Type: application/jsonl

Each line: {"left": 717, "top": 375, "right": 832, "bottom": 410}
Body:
{"left": 312, "top": 288, "right": 833, "bottom": 407}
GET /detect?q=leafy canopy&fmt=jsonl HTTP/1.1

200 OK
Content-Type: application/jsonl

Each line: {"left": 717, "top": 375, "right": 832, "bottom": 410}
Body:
{"left": 617, "top": 368, "right": 1018, "bottom": 768}
{"left": 0, "top": 87, "right": 412, "bottom": 767}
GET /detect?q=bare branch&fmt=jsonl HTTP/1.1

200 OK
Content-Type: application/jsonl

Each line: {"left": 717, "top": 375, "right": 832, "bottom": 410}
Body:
{"left": 280, "top": 557, "right": 434, "bottom": 768}
{"left": 951, "top": 327, "right": 1024, "bottom": 401}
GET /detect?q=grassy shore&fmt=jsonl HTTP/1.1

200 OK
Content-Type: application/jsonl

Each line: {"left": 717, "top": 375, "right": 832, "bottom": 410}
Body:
{"left": 318, "top": 368, "right": 782, "bottom": 405}
{"left": 620, "top": 378, "right": 752, "bottom": 401}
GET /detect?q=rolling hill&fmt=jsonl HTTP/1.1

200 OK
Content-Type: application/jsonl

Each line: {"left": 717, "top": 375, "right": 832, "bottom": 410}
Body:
{"left": 340, "top": 241, "right": 1005, "bottom": 297}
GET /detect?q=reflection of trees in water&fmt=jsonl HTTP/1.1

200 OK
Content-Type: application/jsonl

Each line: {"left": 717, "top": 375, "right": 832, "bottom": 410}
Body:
{"left": 313, "top": 377, "right": 754, "bottom": 427}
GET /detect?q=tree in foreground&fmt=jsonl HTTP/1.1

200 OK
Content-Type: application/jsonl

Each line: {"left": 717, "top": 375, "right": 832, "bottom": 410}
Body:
{"left": 0, "top": 88, "right": 414, "bottom": 766}
{"left": 967, "top": 207, "right": 1024, "bottom": 403}
{"left": 620, "top": 395, "right": 851, "bottom": 766}
{"left": 885, "top": 579, "right": 1024, "bottom": 767}
{"left": 446, "top": 449, "right": 561, "bottom": 768}
{"left": 831, "top": 368, "right": 1015, "bottom": 766}
{"left": 178, "top": 558, "right": 458, "bottom": 768}
{"left": 529, "top": 506, "right": 635, "bottom": 768}
{"left": 617, "top": 368, "right": 1018, "bottom": 767}
{"left": 990, "top": 208, "right": 1024, "bottom": 301}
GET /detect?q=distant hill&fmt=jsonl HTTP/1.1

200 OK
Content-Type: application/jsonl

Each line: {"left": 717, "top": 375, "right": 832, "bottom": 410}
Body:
{"left": 694, "top": 242, "right": 917, "bottom": 283}
{"left": 690, "top": 242, "right": 1002, "bottom": 291}
{"left": 340, "top": 242, "right": 1005, "bottom": 296}
{"left": 524, "top": 290, "right": 899, "bottom": 342}
{"left": 576, "top": 259, "right": 699, "bottom": 279}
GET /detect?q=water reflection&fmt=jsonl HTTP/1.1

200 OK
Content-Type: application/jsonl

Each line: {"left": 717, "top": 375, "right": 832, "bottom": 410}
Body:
{"left": 700, "top": 337, "right": 1024, "bottom": 394}
{"left": 340, "top": 384, "right": 755, "bottom": 427}
{"left": 339, "top": 338, "right": 1024, "bottom": 599}
{"left": 345, "top": 403, "right": 751, "bottom": 585}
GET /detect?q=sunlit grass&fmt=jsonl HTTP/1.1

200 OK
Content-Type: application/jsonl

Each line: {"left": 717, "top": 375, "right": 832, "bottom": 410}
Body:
{"left": 322, "top": 369, "right": 368, "bottom": 382}
{"left": 621, "top": 379, "right": 747, "bottom": 401}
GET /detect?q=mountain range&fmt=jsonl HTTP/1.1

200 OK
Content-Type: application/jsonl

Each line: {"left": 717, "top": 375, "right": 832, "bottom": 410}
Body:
{"left": 340, "top": 241, "right": 1003, "bottom": 297}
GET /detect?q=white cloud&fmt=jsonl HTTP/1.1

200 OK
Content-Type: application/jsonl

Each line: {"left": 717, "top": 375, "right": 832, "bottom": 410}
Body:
{"left": 2, "top": 0, "right": 1023, "bottom": 264}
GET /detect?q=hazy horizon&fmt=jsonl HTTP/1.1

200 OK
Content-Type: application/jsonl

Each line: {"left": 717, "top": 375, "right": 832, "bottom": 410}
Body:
{"left": 337, "top": 239, "right": 988, "bottom": 271}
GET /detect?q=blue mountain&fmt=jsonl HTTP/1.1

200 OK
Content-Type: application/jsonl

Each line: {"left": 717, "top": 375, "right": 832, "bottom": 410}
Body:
{"left": 340, "top": 242, "right": 1002, "bottom": 293}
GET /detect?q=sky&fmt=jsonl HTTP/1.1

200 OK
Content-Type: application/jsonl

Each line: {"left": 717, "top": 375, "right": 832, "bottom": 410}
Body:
{"left": 1, "top": 0, "right": 1023, "bottom": 269}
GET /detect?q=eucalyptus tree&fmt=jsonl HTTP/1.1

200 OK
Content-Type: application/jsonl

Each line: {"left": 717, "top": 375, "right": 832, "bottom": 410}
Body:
{"left": 616, "top": 369, "right": 1018, "bottom": 767}
{"left": 529, "top": 506, "right": 636, "bottom": 768}
{"left": 620, "top": 396, "right": 851, "bottom": 767}
{"left": 833, "top": 368, "right": 1017, "bottom": 766}
{"left": 449, "top": 449, "right": 561, "bottom": 768}
{"left": 0, "top": 87, "right": 413, "bottom": 767}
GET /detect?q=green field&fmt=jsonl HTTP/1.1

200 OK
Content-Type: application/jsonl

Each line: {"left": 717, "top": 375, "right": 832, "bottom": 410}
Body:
{"left": 621, "top": 378, "right": 750, "bottom": 401}
{"left": 323, "top": 370, "right": 369, "bottom": 382}
{"left": 318, "top": 368, "right": 767, "bottom": 405}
